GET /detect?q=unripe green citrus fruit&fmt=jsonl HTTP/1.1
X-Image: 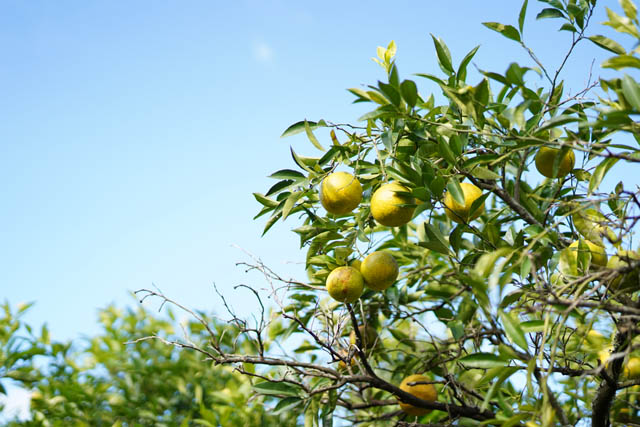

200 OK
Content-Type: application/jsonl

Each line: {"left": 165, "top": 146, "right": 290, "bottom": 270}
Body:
{"left": 360, "top": 251, "right": 399, "bottom": 291}
{"left": 535, "top": 147, "right": 575, "bottom": 178}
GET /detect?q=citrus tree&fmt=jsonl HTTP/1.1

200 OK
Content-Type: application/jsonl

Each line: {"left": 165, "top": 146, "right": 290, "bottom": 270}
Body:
{"left": 0, "top": 301, "right": 297, "bottom": 426}
{"left": 139, "top": 1, "right": 640, "bottom": 426}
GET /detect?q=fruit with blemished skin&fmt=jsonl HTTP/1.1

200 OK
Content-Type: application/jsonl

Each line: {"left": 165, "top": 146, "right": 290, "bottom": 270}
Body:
{"left": 326, "top": 266, "right": 364, "bottom": 303}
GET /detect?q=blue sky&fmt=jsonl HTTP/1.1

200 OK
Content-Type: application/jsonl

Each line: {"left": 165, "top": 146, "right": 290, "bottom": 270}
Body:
{"left": 0, "top": 0, "right": 633, "bottom": 419}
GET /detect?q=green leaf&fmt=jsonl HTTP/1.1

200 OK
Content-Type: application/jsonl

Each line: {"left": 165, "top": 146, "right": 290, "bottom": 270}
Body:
{"left": 518, "top": 0, "right": 528, "bottom": 33}
{"left": 471, "top": 166, "right": 501, "bottom": 180}
{"left": 588, "top": 157, "right": 619, "bottom": 194}
{"left": 560, "top": 23, "right": 577, "bottom": 32}
{"left": 253, "top": 381, "right": 302, "bottom": 397}
{"left": 378, "top": 81, "right": 401, "bottom": 106}
{"left": 459, "top": 353, "right": 509, "bottom": 369}
{"left": 420, "top": 222, "right": 452, "bottom": 255}
{"left": 447, "top": 178, "right": 466, "bottom": 206}
{"left": 482, "top": 22, "right": 521, "bottom": 42}
{"left": 282, "top": 191, "right": 304, "bottom": 220}
{"left": 588, "top": 35, "right": 626, "bottom": 55}
{"left": 536, "top": 8, "right": 565, "bottom": 19}
{"left": 622, "top": 74, "right": 640, "bottom": 110}
{"left": 576, "top": 238, "right": 592, "bottom": 273}
{"left": 269, "top": 169, "right": 306, "bottom": 180}
{"left": 447, "top": 320, "right": 465, "bottom": 340}
{"left": 438, "top": 139, "right": 457, "bottom": 165}
{"left": 429, "top": 176, "right": 446, "bottom": 197}
{"left": 622, "top": 0, "right": 638, "bottom": 20}
{"left": 262, "top": 212, "right": 282, "bottom": 236}
{"left": 604, "top": 7, "right": 640, "bottom": 38}
{"left": 273, "top": 397, "right": 303, "bottom": 415}
{"left": 474, "top": 248, "right": 512, "bottom": 278}
{"left": 430, "top": 34, "right": 454, "bottom": 74}
{"left": 481, "top": 367, "right": 519, "bottom": 411}
{"left": 457, "top": 45, "right": 480, "bottom": 82}
{"left": 499, "top": 311, "right": 528, "bottom": 352}
{"left": 602, "top": 55, "right": 640, "bottom": 70}
{"left": 254, "top": 192, "right": 279, "bottom": 208}
{"left": 281, "top": 120, "right": 327, "bottom": 138}
{"left": 304, "top": 120, "right": 325, "bottom": 151}
{"left": 400, "top": 80, "right": 418, "bottom": 108}
{"left": 521, "top": 320, "right": 545, "bottom": 333}
{"left": 265, "top": 179, "right": 295, "bottom": 197}
{"left": 536, "top": 114, "right": 579, "bottom": 132}
{"left": 290, "top": 147, "right": 316, "bottom": 174}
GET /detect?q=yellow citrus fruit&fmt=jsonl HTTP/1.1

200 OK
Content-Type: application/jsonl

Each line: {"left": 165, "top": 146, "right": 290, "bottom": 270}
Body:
{"left": 326, "top": 266, "right": 364, "bottom": 303}
{"left": 350, "top": 259, "right": 362, "bottom": 271}
{"left": 607, "top": 250, "right": 640, "bottom": 291}
{"left": 599, "top": 346, "right": 613, "bottom": 366}
{"left": 337, "top": 350, "right": 356, "bottom": 370}
{"left": 625, "top": 357, "right": 640, "bottom": 378}
{"left": 586, "top": 330, "right": 605, "bottom": 347}
{"left": 398, "top": 374, "right": 437, "bottom": 416}
{"left": 567, "top": 240, "right": 608, "bottom": 268}
{"left": 535, "top": 147, "right": 575, "bottom": 178}
{"left": 572, "top": 208, "right": 616, "bottom": 247}
{"left": 319, "top": 172, "right": 362, "bottom": 215}
{"left": 360, "top": 251, "right": 399, "bottom": 291}
{"left": 349, "top": 325, "right": 379, "bottom": 350}
{"left": 443, "top": 182, "right": 485, "bottom": 224}
{"left": 370, "top": 182, "right": 416, "bottom": 227}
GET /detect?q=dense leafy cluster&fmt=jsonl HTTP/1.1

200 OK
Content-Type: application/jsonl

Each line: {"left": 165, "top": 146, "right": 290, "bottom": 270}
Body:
{"left": 249, "top": 0, "right": 640, "bottom": 425}
{"left": 0, "top": 301, "right": 296, "bottom": 426}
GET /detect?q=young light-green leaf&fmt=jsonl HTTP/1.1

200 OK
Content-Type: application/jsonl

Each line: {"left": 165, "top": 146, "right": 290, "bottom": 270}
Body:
{"left": 304, "top": 120, "right": 325, "bottom": 151}
{"left": 459, "top": 353, "right": 509, "bottom": 369}
{"left": 588, "top": 35, "right": 626, "bottom": 55}
{"left": 482, "top": 22, "right": 521, "bottom": 42}
{"left": 281, "top": 120, "right": 328, "bottom": 138}
{"left": 499, "top": 310, "right": 528, "bottom": 352}
{"left": 518, "top": 0, "right": 528, "bottom": 33}
{"left": 602, "top": 55, "right": 640, "bottom": 70}
{"left": 253, "top": 381, "right": 302, "bottom": 397}
{"left": 588, "top": 157, "right": 619, "bottom": 194}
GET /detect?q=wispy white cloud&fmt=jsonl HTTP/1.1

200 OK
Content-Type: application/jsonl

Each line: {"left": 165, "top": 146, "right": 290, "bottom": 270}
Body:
{"left": 253, "top": 41, "right": 274, "bottom": 63}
